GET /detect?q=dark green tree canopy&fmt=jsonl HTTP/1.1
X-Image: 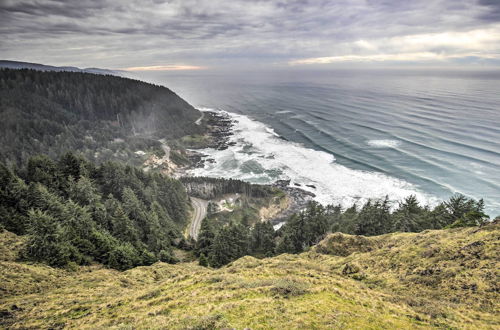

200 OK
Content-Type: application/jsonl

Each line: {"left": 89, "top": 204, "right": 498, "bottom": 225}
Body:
{"left": 0, "top": 68, "right": 205, "bottom": 166}
{"left": 0, "top": 153, "right": 189, "bottom": 269}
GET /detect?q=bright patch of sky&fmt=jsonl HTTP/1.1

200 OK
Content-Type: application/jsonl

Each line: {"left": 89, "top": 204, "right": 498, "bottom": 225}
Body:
{"left": 1, "top": 0, "right": 499, "bottom": 69}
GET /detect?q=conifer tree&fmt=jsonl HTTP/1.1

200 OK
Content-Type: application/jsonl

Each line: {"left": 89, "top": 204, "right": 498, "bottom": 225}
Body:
{"left": 251, "top": 221, "right": 276, "bottom": 256}
{"left": 195, "top": 219, "right": 216, "bottom": 257}
{"left": 198, "top": 253, "right": 209, "bottom": 267}
{"left": 26, "top": 209, "right": 72, "bottom": 267}
{"left": 209, "top": 222, "right": 248, "bottom": 268}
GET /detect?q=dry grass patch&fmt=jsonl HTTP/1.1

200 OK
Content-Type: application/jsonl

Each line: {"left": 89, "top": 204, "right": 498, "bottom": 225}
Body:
{"left": 1, "top": 224, "right": 499, "bottom": 329}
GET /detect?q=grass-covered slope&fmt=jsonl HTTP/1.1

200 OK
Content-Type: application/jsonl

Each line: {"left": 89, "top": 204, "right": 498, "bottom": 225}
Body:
{"left": 1, "top": 222, "right": 498, "bottom": 329}
{"left": 0, "top": 68, "right": 205, "bottom": 166}
{"left": 314, "top": 224, "right": 499, "bottom": 323}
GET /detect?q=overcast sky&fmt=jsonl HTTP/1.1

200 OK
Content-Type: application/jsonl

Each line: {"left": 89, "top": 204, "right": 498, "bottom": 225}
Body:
{"left": 1, "top": 0, "right": 500, "bottom": 70}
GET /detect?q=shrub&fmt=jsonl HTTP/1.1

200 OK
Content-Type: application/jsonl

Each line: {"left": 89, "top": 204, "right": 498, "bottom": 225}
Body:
{"left": 270, "top": 278, "right": 309, "bottom": 297}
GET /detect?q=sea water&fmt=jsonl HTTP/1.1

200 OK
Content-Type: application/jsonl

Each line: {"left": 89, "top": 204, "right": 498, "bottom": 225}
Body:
{"left": 134, "top": 69, "right": 500, "bottom": 216}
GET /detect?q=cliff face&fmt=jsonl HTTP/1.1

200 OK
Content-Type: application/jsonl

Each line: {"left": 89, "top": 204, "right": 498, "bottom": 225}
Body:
{"left": 258, "top": 194, "right": 290, "bottom": 221}
{"left": 1, "top": 222, "right": 498, "bottom": 329}
{"left": 182, "top": 181, "right": 223, "bottom": 200}
{"left": 181, "top": 177, "right": 276, "bottom": 200}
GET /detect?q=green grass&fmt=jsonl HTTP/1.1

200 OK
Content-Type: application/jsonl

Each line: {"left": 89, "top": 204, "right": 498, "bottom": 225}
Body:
{"left": 1, "top": 223, "right": 499, "bottom": 329}
{"left": 177, "top": 134, "right": 211, "bottom": 148}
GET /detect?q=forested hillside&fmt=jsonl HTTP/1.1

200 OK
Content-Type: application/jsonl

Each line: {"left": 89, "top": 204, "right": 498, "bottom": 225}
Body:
{"left": 0, "top": 60, "right": 122, "bottom": 76}
{"left": 0, "top": 153, "right": 189, "bottom": 270}
{"left": 0, "top": 69, "right": 205, "bottom": 166}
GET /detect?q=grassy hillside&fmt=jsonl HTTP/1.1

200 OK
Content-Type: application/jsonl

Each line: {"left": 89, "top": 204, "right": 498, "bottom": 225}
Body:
{"left": 1, "top": 222, "right": 498, "bottom": 329}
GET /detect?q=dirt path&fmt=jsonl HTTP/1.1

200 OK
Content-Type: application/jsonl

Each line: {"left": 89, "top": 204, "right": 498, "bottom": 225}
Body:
{"left": 189, "top": 197, "right": 208, "bottom": 239}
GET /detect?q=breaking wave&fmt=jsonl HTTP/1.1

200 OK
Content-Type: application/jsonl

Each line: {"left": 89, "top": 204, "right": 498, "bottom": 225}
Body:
{"left": 188, "top": 109, "right": 438, "bottom": 209}
{"left": 367, "top": 139, "right": 401, "bottom": 148}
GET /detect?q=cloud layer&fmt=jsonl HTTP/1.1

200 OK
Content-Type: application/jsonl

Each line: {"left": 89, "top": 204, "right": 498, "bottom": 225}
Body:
{"left": 1, "top": 0, "right": 499, "bottom": 69}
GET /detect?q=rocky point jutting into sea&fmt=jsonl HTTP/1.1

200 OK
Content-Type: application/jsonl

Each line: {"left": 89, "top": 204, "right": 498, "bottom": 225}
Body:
{"left": 161, "top": 109, "right": 316, "bottom": 226}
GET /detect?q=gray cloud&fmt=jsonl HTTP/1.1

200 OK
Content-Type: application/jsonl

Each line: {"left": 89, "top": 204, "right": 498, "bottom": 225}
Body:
{"left": 0, "top": 0, "right": 499, "bottom": 68}
{"left": 478, "top": 0, "right": 500, "bottom": 22}
{"left": 0, "top": 0, "right": 108, "bottom": 19}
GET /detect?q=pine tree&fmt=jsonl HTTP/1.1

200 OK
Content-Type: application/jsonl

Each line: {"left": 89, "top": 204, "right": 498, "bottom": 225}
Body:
{"left": 276, "top": 213, "right": 307, "bottom": 253}
{"left": 198, "top": 253, "right": 209, "bottom": 267}
{"left": 195, "top": 219, "right": 216, "bottom": 257}
{"left": 26, "top": 209, "right": 72, "bottom": 267}
{"left": 121, "top": 187, "right": 149, "bottom": 241}
{"left": 58, "top": 152, "right": 86, "bottom": 181}
{"left": 355, "top": 197, "right": 391, "bottom": 236}
{"left": 105, "top": 196, "right": 139, "bottom": 245}
{"left": 108, "top": 242, "right": 141, "bottom": 271}
{"left": 445, "top": 194, "right": 475, "bottom": 221}
{"left": 392, "top": 195, "right": 422, "bottom": 232}
{"left": 251, "top": 221, "right": 276, "bottom": 256}
{"left": 68, "top": 176, "right": 100, "bottom": 206}
{"left": 25, "top": 155, "right": 59, "bottom": 190}
{"left": 304, "top": 201, "right": 328, "bottom": 245}
{"left": 209, "top": 222, "right": 249, "bottom": 268}
{"left": 0, "top": 163, "right": 29, "bottom": 233}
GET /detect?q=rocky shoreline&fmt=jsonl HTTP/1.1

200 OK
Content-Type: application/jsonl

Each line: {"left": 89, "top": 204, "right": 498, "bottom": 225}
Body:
{"left": 204, "top": 111, "right": 237, "bottom": 150}
{"left": 177, "top": 111, "right": 316, "bottom": 225}
{"left": 269, "top": 180, "right": 315, "bottom": 225}
{"left": 181, "top": 111, "right": 236, "bottom": 171}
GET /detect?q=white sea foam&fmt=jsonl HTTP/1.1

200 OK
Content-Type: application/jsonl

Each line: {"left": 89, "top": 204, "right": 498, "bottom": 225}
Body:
{"left": 273, "top": 222, "right": 286, "bottom": 231}
{"left": 189, "top": 109, "right": 438, "bottom": 209}
{"left": 367, "top": 139, "right": 401, "bottom": 148}
{"left": 265, "top": 127, "right": 280, "bottom": 137}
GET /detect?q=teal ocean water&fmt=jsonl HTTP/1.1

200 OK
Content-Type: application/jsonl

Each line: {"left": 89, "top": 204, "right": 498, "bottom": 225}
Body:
{"left": 135, "top": 69, "right": 500, "bottom": 216}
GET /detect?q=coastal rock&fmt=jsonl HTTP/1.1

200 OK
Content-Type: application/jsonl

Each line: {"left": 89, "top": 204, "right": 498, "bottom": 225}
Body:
{"left": 269, "top": 181, "right": 315, "bottom": 224}
{"left": 204, "top": 111, "right": 236, "bottom": 150}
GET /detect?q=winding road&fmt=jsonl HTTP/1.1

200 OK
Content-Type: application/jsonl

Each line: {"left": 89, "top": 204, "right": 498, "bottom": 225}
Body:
{"left": 189, "top": 197, "right": 208, "bottom": 240}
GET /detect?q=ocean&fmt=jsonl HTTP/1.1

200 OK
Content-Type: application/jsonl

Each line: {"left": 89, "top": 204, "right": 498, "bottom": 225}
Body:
{"left": 133, "top": 69, "right": 500, "bottom": 217}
